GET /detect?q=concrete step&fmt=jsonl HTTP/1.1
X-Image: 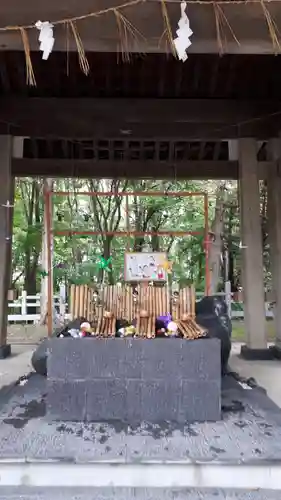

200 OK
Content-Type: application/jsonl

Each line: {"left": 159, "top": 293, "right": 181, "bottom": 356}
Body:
{"left": 0, "top": 459, "right": 281, "bottom": 491}
{"left": 0, "top": 487, "right": 279, "bottom": 500}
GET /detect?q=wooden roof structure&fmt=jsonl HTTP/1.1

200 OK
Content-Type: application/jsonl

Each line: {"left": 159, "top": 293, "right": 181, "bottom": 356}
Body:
{"left": 0, "top": 1, "right": 280, "bottom": 179}
{"left": 0, "top": 0, "right": 281, "bottom": 54}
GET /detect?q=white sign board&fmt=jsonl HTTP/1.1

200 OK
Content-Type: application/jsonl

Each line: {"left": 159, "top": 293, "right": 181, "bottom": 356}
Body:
{"left": 124, "top": 252, "right": 168, "bottom": 282}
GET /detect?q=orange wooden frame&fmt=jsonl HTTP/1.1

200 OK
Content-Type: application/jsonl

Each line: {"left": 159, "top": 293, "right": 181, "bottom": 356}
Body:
{"left": 44, "top": 190, "right": 210, "bottom": 336}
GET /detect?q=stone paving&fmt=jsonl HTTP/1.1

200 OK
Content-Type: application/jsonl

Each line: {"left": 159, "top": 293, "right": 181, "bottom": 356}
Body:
{"left": 0, "top": 346, "right": 34, "bottom": 390}
{"left": 0, "top": 342, "right": 281, "bottom": 494}
{"left": 7, "top": 325, "right": 46, "bottom": 345}
{"left": 230, "top": 345, "right": 281, "bottom": 408}
{"left": 0, "top": 373, "right": 281, "bottom": 463}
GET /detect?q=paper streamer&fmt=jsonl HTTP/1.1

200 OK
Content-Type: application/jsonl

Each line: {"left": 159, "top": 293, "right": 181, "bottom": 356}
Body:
{"left": 173, "top": 2, "right": 193, "bottom": 62}
{"left": 35, "top": 21, "right": 55, "bottom": 60}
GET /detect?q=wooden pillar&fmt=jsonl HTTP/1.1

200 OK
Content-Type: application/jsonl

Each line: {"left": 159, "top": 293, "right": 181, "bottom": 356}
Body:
{"left": 267, "top": 139, "right": 281, "bottom": 354}
{"left": 0, "top": 136, "right": 14, "bottom": 358}
{"left": 238, "top": 138, "right": 268, "bottom": 359}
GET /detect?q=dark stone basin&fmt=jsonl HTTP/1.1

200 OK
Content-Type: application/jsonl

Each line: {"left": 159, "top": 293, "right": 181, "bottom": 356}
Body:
{"left": 47, "top": 338, "right": 221, "bottom": 423}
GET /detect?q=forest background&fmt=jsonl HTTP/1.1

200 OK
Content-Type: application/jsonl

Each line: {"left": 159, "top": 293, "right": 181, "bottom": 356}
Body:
{"left": 9, "top": 177, "right": 275, "bottom": 341}
{"left": 12, "top": 178, "right": 270, "bottom": 297}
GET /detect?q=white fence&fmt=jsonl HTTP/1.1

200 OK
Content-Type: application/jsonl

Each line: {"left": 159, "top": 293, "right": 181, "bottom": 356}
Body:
{"left": 7, "top": 285, "right": 274, "bottom": 324}
{"left": 8, "top": 289, "right": 67, "bottom": 323}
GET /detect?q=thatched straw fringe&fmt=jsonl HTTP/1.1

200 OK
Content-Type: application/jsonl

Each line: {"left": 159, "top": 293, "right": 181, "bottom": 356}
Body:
{"left": 216, "top": 3, "right": 240, "bottom": 47}
{"left": 20, "top": 28, "right": 36, "bottom": 86}
{"left": 69, "top": 20, "right": 90, "bottom": 75}
{"left": 213, "top": 2, "right": 240, "bottom": 55}
{"left": 160, "top": 0, "right": 177, "bottom": 57}
{"left": 213, "top": 3, "right": 224, "bottom": 55}
{"left": 158, "top": 28, "right": 170, "bottom": 55}
{"left": 260, "top": 0, "right": 281, "bottom": 54}
{"left": 65, "top": 22, "right": 70, "bottom": 77}
{"left": 115, "top": 9, "right": 131, "bottom": 62}
{"left": 114, "top": 9, "right": 145, "bottom": 62}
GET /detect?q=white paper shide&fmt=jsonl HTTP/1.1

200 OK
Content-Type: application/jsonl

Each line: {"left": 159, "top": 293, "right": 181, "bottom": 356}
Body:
{"left": 35, "top": 21, "right": 54, "bottom": 60}
{"left": 173, "top": 2, "right": 193, "bottom": 62}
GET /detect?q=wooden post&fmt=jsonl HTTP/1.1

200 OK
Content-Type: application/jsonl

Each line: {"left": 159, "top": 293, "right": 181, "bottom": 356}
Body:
{"left": 59, "top": 284, "right": 66, "bottom": 322}
{"left": 126, "top": 194, "right": 130, "bottom": 251}
{"left": 0, "top": 136, "right": 14, "bottom": 357}
{"left": 21, "top": 290, "right": 27, "bottom": 318}
{"left": 204, "top": 193, "right": 210, "bottom": 296}
{"left": 267, "top": 138, "right": 281, "bottom": 350}
{"left": 239, "top": 138, "right": 267, "bottom": 354}
{"left": 224, "top": 281, "right": 232, "bottom": 319}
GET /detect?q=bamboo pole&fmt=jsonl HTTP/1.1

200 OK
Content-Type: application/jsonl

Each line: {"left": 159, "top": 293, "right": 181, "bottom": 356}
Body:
{"left": 191, "top": 284, "right": 195, "bottom": 318}
{"left": 87, "top": 286, "right": 91, "bottom": 321}
{"left": 74, "top": 286, "right": 79, "bottom": 318}
{"left": 79, "top": 285, "right": 85, "bottom": 317}
{"left": 70, "top": 284, "right": 75, "bottom": 319}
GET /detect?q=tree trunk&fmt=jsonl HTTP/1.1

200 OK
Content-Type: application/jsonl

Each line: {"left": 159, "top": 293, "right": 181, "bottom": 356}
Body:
{"left": 133, "top": 196, "right": 144, "bottom": 251}
{"left": 151, "top": 226, "right": 160, "bottom": 252}
{"left": 198, "top": 252, "right": 204, "bottom": 283}
{"left": 208, "top": 185, "right": 226, "bottom": 294}
{"left": 24, "top": 259, "right": 38, "bottom": 295}
{"left": 24, "top": 258, "right": 38, "bottom": 316}
{"left": 40, "top": 179, "right": 53, "bottom": 323}
{"left": 20, "top": 179, "right": 43, "bottom": 314}
{"left": 101, "top": 236, "right": 114, "bottom": 284}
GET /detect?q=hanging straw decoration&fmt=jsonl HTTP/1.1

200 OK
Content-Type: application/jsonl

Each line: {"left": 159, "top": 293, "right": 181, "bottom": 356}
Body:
{"left": 260, "top": 0, "right": 281, "bottom": 54}
{"left": 158, "top": 29, "right": 170, "bottom": 55}
{"left": 65, "top": 21, "right": 70, "bottom": 77}
{"left": 20, "top": 28, "right": 36, "bottom": 86}
{"left": 114, "top": 9, "right": 145, "bottom": 62}
{"left": 213, "top": 1, "right": 240, "bottom": 55}
{"left": 213, "top": 2, "right": 224, "bottom": 55}
{"left": 2, "top": 0, "right": 281, "bottom": 83}
{"left": 160, "top": 0, "right": 177, "bottom": 57}
{"left": 69, "top": 20, "right": 90, "bottom": 75}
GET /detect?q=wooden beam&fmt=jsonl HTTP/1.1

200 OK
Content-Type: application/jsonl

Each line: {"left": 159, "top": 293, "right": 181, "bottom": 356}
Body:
{"left": 12, "top": 158, "right": 273, "bottom": 180}
{"left": 1, "top": 98, "right": 280, "bottom": 139}
{"left": 12, "top": 158, "right": 238, "bottom": 179}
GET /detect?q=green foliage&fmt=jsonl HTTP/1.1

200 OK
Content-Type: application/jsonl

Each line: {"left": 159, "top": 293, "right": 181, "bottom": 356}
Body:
{"left": 12, "top": 178, "right": 239, "bottom": 292}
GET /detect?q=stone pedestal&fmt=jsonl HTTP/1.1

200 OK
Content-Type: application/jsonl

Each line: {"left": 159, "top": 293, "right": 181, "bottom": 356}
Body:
{"left": 47, "top": 338, "right": 221, "bottom": 423}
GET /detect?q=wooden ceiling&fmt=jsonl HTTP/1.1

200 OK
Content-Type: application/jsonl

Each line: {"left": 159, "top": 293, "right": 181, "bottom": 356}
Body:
{"left": 0, "top": 51, "right": 278, "bottom": 178}
{"left": 1, "top": 52, "right": 281, "bottom": 100}
{"left": 0, "top": 53, "right": 280, "bottom": 140}
{"left": 23, "top": 138, "right": 230, "bottom": 161}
